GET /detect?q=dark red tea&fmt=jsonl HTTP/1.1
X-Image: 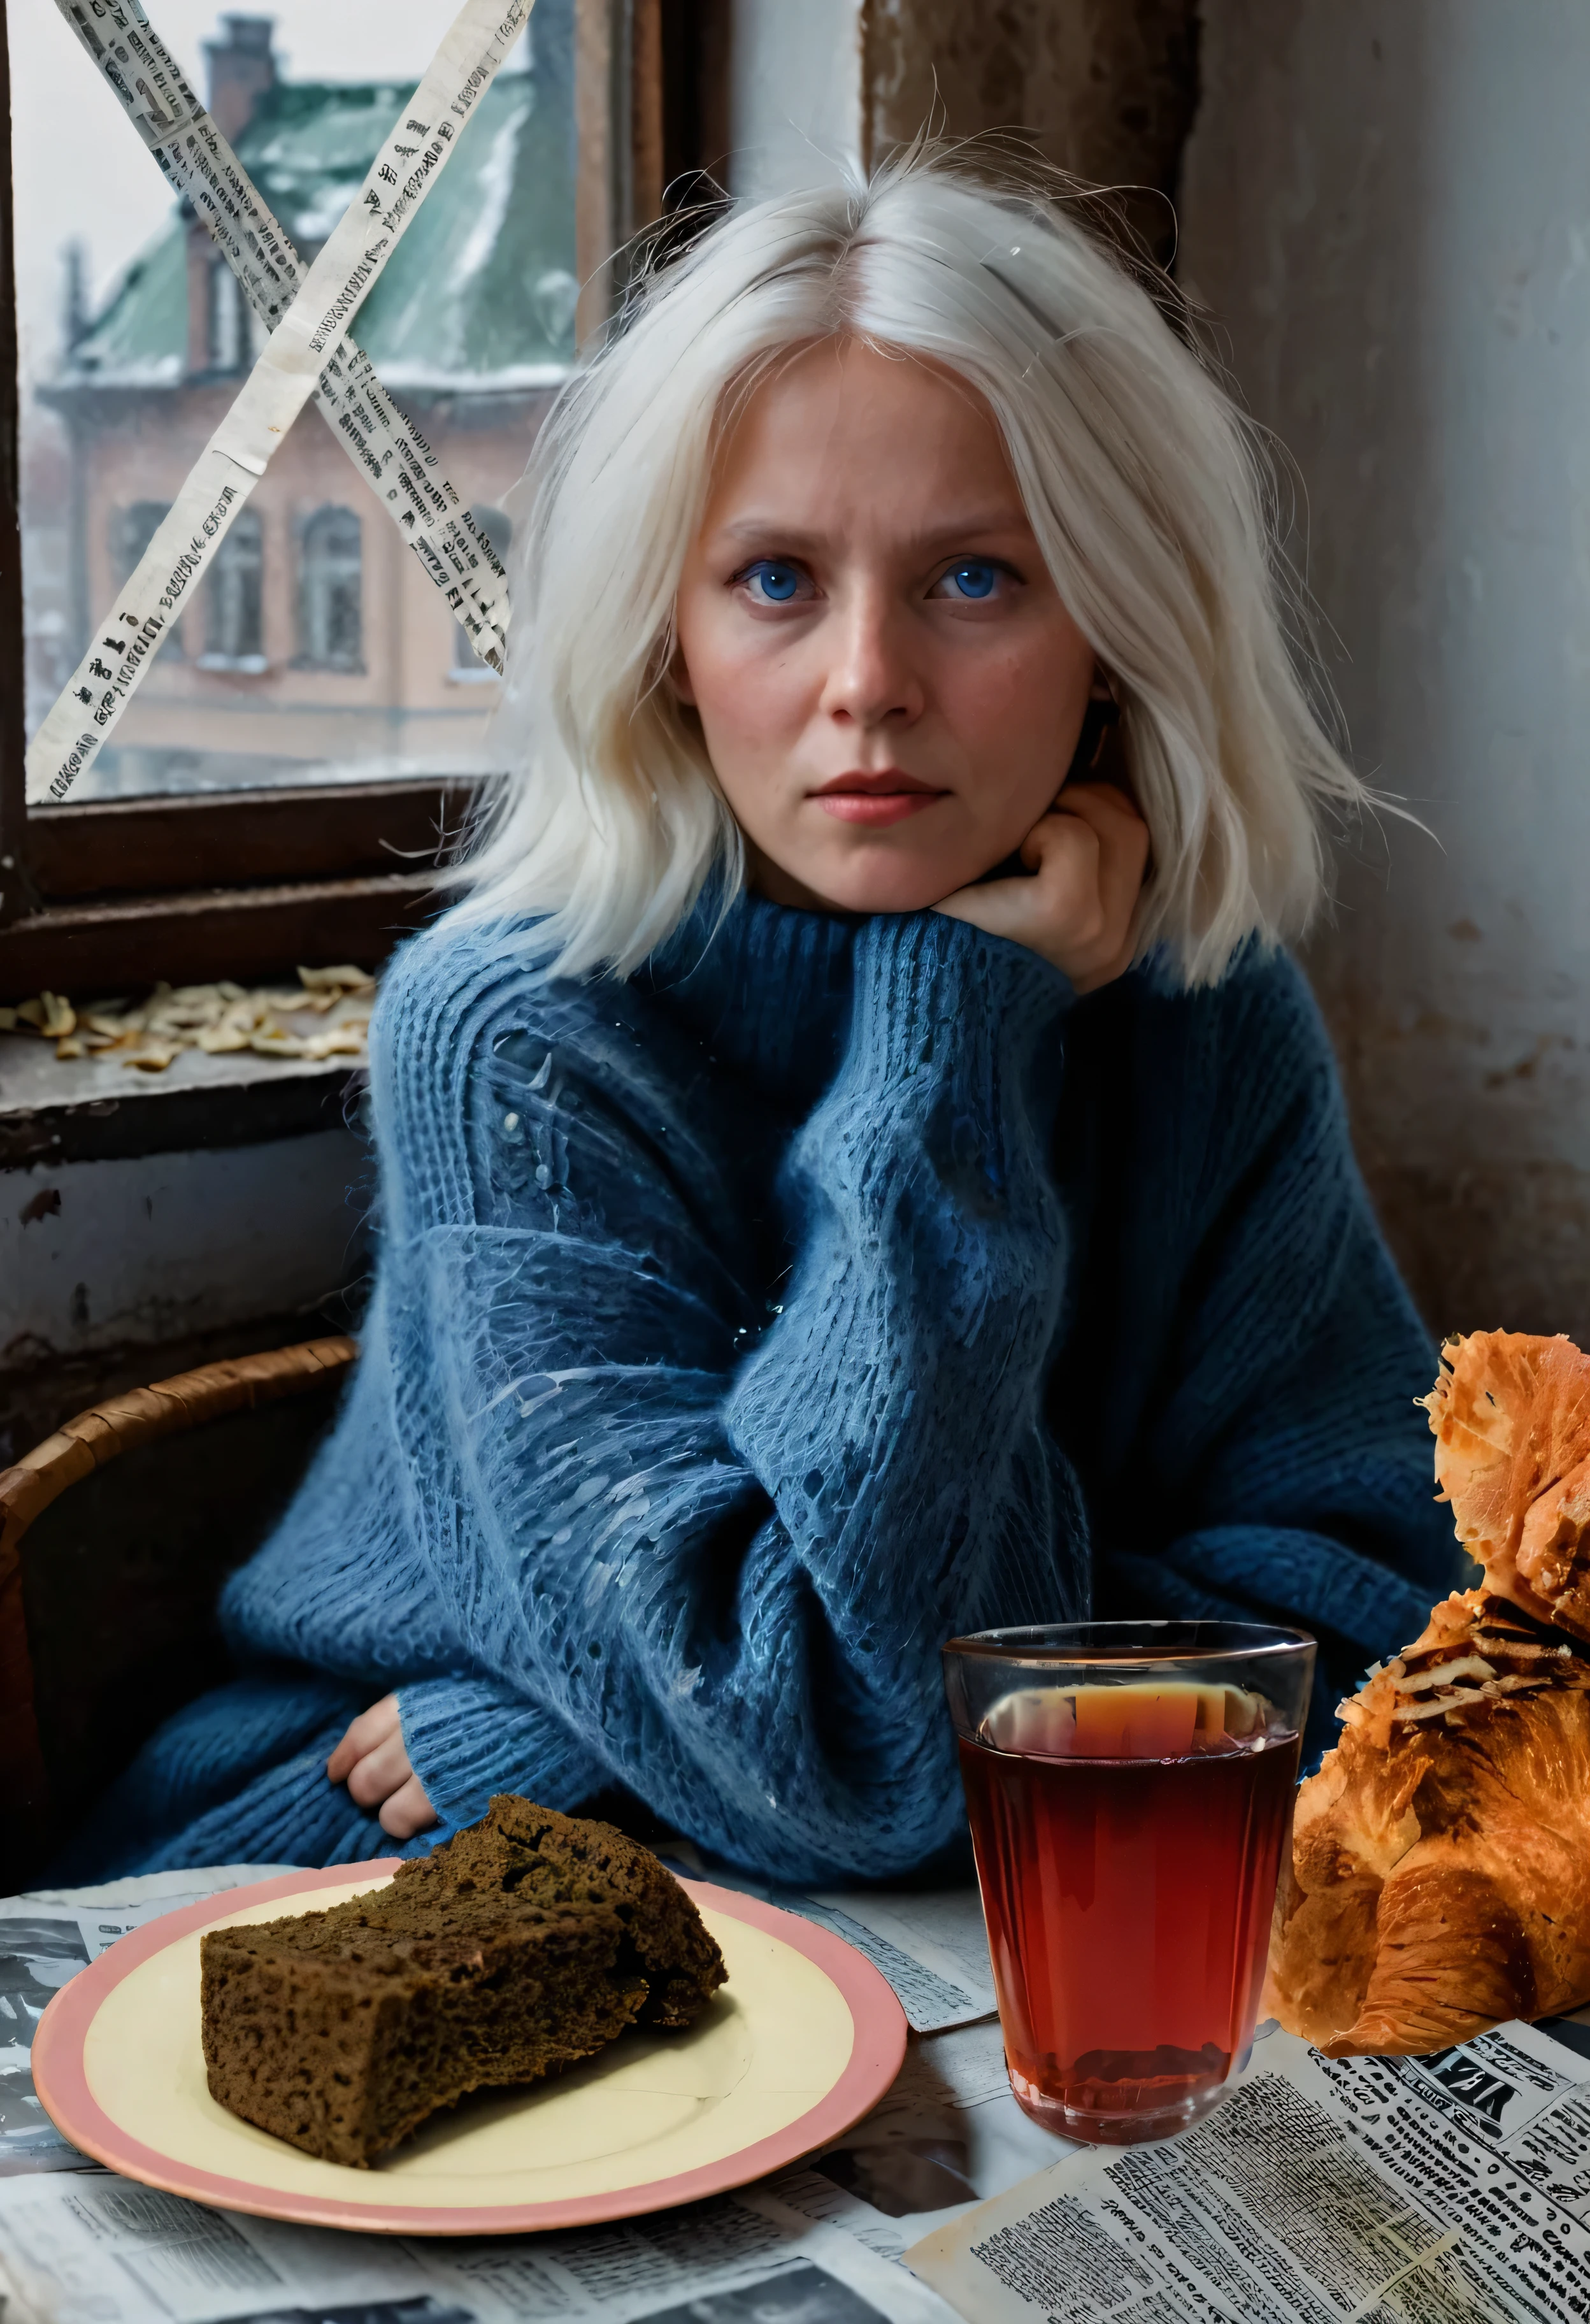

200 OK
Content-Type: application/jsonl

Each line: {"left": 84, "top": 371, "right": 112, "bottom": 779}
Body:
{"left": 959, "top": 1683, "right": 1298, "bottom": 2142}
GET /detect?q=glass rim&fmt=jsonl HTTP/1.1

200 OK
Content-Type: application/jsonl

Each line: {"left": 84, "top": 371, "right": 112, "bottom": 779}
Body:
{"left": 942, "top": 1618, "right": 1316, "bottom": 1668}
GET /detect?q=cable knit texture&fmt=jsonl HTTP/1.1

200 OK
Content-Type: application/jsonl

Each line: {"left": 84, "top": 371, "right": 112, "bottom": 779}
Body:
{"left": 61, "top": 895, "right": 1463, "bottom": 1883}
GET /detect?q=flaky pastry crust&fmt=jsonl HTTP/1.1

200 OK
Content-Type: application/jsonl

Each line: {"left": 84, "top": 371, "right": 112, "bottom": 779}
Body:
{"left": 1423, "top": 1328, "right": 1590, "bottom": 1641}
{"left": 1266, "top": 1330, "right": 1590, "bottom": 2055}
{"left": 1264, "top": 1588, "right": 1590, "bottom": 2054}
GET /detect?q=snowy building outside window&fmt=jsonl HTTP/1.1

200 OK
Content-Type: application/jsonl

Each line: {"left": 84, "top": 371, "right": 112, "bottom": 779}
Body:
{"left": 27, "top": 4, "right": 576, "bottom": 797}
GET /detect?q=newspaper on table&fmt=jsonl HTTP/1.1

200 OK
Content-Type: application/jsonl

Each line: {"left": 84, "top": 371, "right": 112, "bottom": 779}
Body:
{"left": 763, "top": 2014, "right": 1065, "bottom": 2271}
{"left": 0, "top": 1870, "right": 300, "bottom": 2178}
{"left": 9, "top": 1866, "right": 1590, "bottom": 2324}
{"left": 0, "top": 1866, "right": 987, "bottom": 2324}
{"left": 0, "top": 2172, "right": 957, "bottom": 2324}
{"left": 905, "top": 2014, "right": 1590, "bottom": 2324}
{"left": 0, "top": 1865, "right": 998, "bottom": 2183}
{"left": 655, "top": 1849, "right": 1000, "bottom": 2036}
{"left": 801, "top": 1890, "right": 999, "bottom": 2035}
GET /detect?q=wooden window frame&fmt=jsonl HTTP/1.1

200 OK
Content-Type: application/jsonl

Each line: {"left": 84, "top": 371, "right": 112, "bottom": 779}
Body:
{"left": 0, "top": 0, "right": 727, "bottom": 1000}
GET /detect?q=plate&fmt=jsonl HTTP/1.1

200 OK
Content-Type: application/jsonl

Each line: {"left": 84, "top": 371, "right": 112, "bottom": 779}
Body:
{"left": 32, "top": 1864, "right": 907, "bottom": 2235}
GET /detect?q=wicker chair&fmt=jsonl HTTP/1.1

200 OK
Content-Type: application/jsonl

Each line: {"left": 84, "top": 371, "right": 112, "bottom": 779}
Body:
{"left": 0, "top": 1335, "right": 356, "bottom": 1883}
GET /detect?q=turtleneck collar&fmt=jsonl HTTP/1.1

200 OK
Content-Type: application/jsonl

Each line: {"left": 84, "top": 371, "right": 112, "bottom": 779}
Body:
{"left": 642, "top": 886, "right": 860, "bottom": 1117}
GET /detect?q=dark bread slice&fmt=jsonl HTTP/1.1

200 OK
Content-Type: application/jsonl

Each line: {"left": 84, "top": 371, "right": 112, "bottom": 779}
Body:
{"left": 384, "top": 1794, "right": 727, "bottom": 2026}
{"left": 202, "top": 1901, "right": 643, "bottom": 2167}
{"left": 200, "top": 1797, "right": 726, "bottom": 2167}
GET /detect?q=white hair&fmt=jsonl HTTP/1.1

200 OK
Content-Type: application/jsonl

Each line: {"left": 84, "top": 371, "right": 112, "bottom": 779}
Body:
{"left": 453, "top": 152, "right": 1366, "bottom": 987}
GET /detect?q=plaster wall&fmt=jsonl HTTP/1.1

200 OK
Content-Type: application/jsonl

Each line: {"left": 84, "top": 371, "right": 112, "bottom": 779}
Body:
{"left": 725, "top": 0, "right": 1196, "bottom": 239}
{"left": 1180, "top": 0, "right": 1590, "bottom": 1337}
{"left": 3, "top": 1130, "right": 368, "bottom": 1365}
{"left": 726, "top": 0, "right": 862, "bottom": 197}
{"left": 862, "top": 0, "right": 1196, "bottom": 248}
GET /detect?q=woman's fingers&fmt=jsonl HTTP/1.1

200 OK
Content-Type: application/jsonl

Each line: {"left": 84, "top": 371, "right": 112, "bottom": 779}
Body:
{"left": 379, "top": 1773, "right": 440, "bottom": 1841}
{"left": 1042, "top": 782, "right": 1150, "bottom": 989}
{"left": 327, "top": 1693, "right": 438, "bottom": 1835}
{"left": 946, "top": 817, "right": 1100, "bottom": 952}
{"left": 326, "top": 1693, "right": 401, "bottom": 1785}
{"left": 935, "top": 781, "right": 1150, "bottom": 993}
{"left": 1054, "top": 781, "right": 1151, "bottom": 938}
{"left": 1022, "top": 808, "right": 1110, "bottom": 949}
{"left": 343, "top": 1732, "right": 415, "bottom": 1811}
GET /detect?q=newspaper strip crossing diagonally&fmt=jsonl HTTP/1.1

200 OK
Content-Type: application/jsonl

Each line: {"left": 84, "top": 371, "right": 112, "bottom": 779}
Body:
{"left": 25, "top": 0, "right": 531, "bottom": 806}
{"left": 53, "top": 0, "right": 512, "bottom": 682}
{"left": 59, "top": 2, "right": 512, "bottom": 677}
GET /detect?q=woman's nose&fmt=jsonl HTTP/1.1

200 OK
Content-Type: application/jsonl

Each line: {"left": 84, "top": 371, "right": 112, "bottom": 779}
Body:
{"left": 818, "top": 588, "right": 925, "bottom": 731}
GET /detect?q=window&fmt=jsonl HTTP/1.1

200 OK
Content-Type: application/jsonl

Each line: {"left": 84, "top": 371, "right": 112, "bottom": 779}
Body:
{"left": 1, "top": 0, "right": 724, "bottom": 994}
{"left": 206, "top": 257, "right": 248, "bottom": 375}
{"left": 452, "top": 506, "right": 512, "bottom": 675}
{"left": 112, "top": 501, "right": 171, "bottom": 581}
{"left": 298, "top": 508, "right": 363, "bottom": 673}
{"left": 111, "top": 503, "right": 182, "bottom": 657}
{"left": 201, "top": 511, "right": 266, "bottom": 672}
{"left": 18, "top": 3, "right": 579, "bottom": 801}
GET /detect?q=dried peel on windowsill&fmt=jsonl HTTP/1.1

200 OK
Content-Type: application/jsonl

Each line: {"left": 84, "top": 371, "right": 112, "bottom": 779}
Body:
{"left": 0, "top": 965, "right": 375, "bottom": 1071}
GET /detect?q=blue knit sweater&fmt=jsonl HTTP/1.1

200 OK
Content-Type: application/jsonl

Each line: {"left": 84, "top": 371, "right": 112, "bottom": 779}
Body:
{"left": 68, "top": 897, "right": 1463, "bottom": 1881}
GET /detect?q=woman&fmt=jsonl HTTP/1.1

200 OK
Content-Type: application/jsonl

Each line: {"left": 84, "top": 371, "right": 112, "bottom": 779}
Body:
{"left": 72, "top": 158, "right": 1462, "bottom": 1883}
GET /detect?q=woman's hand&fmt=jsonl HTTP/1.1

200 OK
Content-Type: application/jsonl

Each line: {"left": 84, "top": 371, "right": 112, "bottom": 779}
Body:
{"left": 934, "top": 782, "right": 1150, "bottom": 993}
{"left": 326, "top": 1695, "right": 439, "bottom": 1840}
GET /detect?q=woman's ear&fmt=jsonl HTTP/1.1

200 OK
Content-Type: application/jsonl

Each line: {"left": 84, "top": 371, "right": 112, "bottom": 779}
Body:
{"left": 1064, "top": 668, "right": 1122, "bottom": 784}
{"left": 668, "top": 642, "right": 698, "bottom": 709}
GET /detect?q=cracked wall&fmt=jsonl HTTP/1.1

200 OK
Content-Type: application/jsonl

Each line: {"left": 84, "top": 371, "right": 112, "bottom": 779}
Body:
{"left": 1182, "top": 0, "right": 1590, "bottom": 1337}
{"left": 862, "top": 0, "right": 1198, "bottom": 251}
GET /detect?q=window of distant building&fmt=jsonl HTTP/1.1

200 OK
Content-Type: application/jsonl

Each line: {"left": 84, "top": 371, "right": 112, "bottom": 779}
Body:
{"left": 200, "top": 510, "right": 266, "bottom": 671}
{"left": 452, "top": 506, "right": 513, "bottom": 678}
{"left": 208, "top": 255, "right": 248, "bottom": 374}
{"left": 297, "top": 506, "right": 363, "bottom": 672}
{"left": 111, "top": 501, "right": 183, "bottom": 656}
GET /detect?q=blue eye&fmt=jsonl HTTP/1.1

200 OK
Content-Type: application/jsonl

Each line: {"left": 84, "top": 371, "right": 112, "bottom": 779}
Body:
{"left": 743, "top": 560, "right": 803, "bottom": 603}
{"left": 943, "top": 559, "right": 998, "bottom": 599}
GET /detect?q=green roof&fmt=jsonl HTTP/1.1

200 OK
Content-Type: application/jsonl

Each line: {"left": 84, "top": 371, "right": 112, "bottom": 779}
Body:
{"left": 68, "top": 210, "right": 190, "bottom": 386}
{"left": 69, "top": 6, "right": 576, "bottom": 391}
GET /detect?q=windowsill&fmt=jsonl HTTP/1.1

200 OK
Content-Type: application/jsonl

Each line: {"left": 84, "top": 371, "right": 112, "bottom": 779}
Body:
{"left": 0, "top": 865, "right": 441, "bottom": 998}
{"left": 0, "top": 1033, "right": 364, "bottom": 1169}
{"left": 196, "top": 653, "right": 269, "bottom": 675}
{"left": 447, "top": 664, "right": 502, "bottom": 685}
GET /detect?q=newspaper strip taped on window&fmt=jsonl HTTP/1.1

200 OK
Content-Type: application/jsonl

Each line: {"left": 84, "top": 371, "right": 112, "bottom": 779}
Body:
{"left": 25, "top": 0, "right": 532, "bottom": 807}
{"left": 51, "top": 0, "right": 513, "bottom": 685}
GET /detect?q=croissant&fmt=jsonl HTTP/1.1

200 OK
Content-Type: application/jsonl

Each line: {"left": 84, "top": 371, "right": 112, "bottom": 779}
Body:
{"left": 1423, "top": 1328, "right": 1590, "bottom": 1642}
{"left": 1264, "top": 1588, "right": 1590, "bottom": 2053}
{"left": 1265, "top": 1329, "right": 1590, "bottom": 2056}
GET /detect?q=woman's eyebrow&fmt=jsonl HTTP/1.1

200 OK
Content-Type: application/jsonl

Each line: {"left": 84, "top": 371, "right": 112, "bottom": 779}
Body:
{"left": 712, "top": 509, "right": 1034, "bottom": 550}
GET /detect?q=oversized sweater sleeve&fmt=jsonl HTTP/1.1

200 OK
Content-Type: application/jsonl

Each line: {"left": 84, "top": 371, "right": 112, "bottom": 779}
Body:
{"left": 376, "top": 912, "right": 1081, "bottom": 1881}
{"left": 1085, "top": 952, "right": 1468, "bottom": 1759}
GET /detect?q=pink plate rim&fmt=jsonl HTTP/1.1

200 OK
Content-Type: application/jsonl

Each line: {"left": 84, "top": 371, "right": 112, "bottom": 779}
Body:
{"left": 31, "top": 1865, "right": 908, "bottom": 2236}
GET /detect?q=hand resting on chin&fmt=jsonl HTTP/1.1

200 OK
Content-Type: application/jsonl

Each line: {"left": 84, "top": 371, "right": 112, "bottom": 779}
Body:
{"left": 327, "top": 1694, "right": 438, "bottom": 1840}
{"left": 935, "top": 780, "right": 1150, "bottom": 994}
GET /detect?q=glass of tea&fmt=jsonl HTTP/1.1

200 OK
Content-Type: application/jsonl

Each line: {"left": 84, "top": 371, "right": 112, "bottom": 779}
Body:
{"left": 943, "top": 1620, "right": 1315, "bottom": 2147}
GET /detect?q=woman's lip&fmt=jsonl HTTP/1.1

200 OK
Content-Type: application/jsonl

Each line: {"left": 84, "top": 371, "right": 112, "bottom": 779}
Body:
{"left": 814, "top": 791, "right": 945, "bottom": 826}
{"left": 812, "top": 770, "right": 941, "bottom": 796}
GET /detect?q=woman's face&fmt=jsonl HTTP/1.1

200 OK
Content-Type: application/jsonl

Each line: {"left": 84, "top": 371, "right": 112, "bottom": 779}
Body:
{"left": 673, "top": 339, "right": 1099, "bottom": 915}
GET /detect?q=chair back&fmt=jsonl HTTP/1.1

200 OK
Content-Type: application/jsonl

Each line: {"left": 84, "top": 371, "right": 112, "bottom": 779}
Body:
{"left": 0, "top": 1336, "right": 356, "bottom": 1881}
